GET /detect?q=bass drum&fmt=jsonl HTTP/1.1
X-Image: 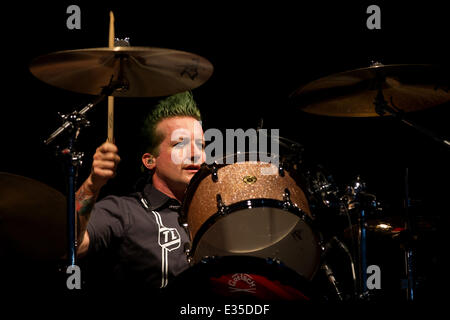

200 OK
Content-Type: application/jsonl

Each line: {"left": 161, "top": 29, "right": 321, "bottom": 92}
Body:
{"left": 180, "top": 153, "right": 322, "bottom": 283}
{"left": 166, "top": 255, "right": 320, "bottom": 301}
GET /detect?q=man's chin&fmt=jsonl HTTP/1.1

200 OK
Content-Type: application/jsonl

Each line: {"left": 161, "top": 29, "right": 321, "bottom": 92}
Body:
{"left": 183, "top": 169, "right": 199, "bottom": 176}
{"left": 182, "top": 171, "right": 198, "bottom": 183}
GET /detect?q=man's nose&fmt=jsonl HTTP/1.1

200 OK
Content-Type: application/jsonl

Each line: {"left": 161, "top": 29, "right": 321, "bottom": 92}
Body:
{"left": 190, "top": 142, "right": 203, "bottom": 163}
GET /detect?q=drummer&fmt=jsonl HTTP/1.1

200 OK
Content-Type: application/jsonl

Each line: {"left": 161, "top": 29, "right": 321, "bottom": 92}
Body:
{"left": 75, "top": 91, "right": 205, "bottom": 295}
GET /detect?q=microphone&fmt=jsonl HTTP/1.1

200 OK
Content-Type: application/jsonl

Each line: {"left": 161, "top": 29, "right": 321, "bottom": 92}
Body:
{"left": 321, "top": 237, "right": 343, "bottom": 300}
{"left": 322, "top": 236, "right": 357, "bottom": 299}
{"left": 332, "top": 236, "right": 352, "bottom": 256}
{"left": 321, "top": 238, "right": 334, "bottom": 258}
{"left": 321, "top": 262, "right": 343, "bottom": 301}
{"left": 322, "top": 236, "right": 348, "bottom": 257}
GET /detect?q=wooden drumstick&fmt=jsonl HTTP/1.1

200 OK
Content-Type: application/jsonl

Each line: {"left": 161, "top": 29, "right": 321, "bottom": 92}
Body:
{"left": 107, "top": 11, "right": 115, "bottom": 143}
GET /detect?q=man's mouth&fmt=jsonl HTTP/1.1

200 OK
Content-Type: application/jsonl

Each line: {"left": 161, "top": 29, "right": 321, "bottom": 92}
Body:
{"left": 183, "top": 165, "right": 201, "bottom": 172}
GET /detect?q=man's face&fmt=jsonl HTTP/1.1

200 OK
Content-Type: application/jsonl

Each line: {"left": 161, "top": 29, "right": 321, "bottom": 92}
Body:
{"left": 152, "top": 116, "right": 205, "bottom": 193}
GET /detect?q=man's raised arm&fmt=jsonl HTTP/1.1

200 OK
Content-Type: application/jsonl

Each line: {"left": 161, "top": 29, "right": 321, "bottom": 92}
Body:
{"left": 76, "top": 142, "right": 120, "bottom": 256}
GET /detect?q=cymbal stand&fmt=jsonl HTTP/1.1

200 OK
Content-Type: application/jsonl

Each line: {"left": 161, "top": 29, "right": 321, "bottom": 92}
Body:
{"left": 346, "top": 176, "right": 370, "bottom": 300}
{"left": 44, "top": 83, "right": 124, "bottom": 267}
{"left": 373, "top": 86, "right": 448, "bottom": 301}
{"left": 346, "top": 175, "right": 382, "bottom": 300}
{"left": 403, "top": 168, "right": 416, "bottom": 301}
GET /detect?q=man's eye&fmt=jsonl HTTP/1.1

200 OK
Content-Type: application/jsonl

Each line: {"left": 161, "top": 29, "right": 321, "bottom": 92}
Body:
{"left": 196, "top": 141, "right": 205, "bottom": 149}
{"left": 174, "top": 140, "right": 187, "bottom": 148}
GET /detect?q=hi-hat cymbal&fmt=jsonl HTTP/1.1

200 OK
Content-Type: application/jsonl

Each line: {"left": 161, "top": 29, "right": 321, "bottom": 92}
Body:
{"left": 290, "top": 64, "right": 450, "bottom": 117}
{"left": 343, "top": 215, "right": 437, "bottom": 239}
{"left": 29, "top": 47, "right": 214, "bottom": 97}
{"left": 0, "top": 172, "right": 66, "bottom": 260}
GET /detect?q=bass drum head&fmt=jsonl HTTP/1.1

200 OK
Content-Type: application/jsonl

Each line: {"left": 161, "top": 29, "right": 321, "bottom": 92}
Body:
{"left": 195, "top": 206, "right": 300, "bottom": 253}
{"left": 191, "top": 201, "right": 321, "bottom": 280}
{"left": 165, "top": 256, "right": 320, "bottom": 301}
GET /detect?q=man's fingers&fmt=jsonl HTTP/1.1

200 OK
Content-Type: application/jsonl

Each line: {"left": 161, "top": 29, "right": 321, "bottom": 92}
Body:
{"left": 93, "top": 142, "right": 121, "bottom": 164}
{"left": 92, "top": 167, "right": 116, "bottom": 178}
{"left": 93, "top": 152, "right": 121, "bottom": 163}
{"left": 89, "top": 142, "right": 120, "bottom": 189}
{"left": 97, "top": 142, "right": 118, "bottom": 154}
{"left": 92, "top": 159, "right": 118, "bottom": 170}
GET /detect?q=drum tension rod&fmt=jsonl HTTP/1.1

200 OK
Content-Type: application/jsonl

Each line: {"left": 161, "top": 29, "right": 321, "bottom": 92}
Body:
{"left": 278, "top": 162, "right": 285, "bottom": 177}
{"left": 216, "top": 194, "right": 228, "bottom": 215}
{"left": 210, "top": 162, "right": 219, "bottom": 182}
{"left": 283, "top": 188, "right": 292, "bottom": 209}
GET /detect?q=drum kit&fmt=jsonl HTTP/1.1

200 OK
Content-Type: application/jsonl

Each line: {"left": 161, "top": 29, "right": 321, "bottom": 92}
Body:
{"left": 1, "top": 16, "right": 449, "bottom": 302}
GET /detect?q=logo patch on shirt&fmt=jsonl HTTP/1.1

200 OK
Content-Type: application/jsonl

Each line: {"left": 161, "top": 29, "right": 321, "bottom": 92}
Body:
{"left": 159, "top": 227, "right": 181, "bottom": 251}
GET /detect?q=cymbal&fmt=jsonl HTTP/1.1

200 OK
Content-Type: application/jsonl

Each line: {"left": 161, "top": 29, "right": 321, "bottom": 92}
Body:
{"left": 290, "top": 64, "right": 450, "bottom": 117}
{"left": 0, "top": 172, "right": 66, "bottom": 260}
{"left": 343, "top": 215, "right": 436, "bottom": 238}
{"left": 29, "top": 47, "right": 214, "bottom": 97}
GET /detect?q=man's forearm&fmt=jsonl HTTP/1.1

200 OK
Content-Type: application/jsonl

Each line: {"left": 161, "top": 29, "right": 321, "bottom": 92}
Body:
{"left": 75, "top": 180, "right": 99, "bottom": 244}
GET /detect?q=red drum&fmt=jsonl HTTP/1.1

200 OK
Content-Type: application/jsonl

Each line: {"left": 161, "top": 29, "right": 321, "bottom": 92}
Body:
{"left": 167, "top": 256, "right": 319, "bottom": 301}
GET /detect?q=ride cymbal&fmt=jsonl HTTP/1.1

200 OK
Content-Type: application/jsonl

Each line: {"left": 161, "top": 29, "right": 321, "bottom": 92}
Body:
{"left": 290, "top": 64, "right": 450, "bottom": 117}
{"left": 29, "top": 47, "right": 214, "bottom": 97}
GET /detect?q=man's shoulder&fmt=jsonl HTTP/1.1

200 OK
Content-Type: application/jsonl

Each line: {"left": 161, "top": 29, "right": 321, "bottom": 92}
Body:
{"left": 94, "top": 192, "right": 142, "bottom": 212}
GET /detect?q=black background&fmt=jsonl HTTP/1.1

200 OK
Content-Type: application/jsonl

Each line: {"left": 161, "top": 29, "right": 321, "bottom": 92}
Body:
{"left": 1, "top": 1, "right": 449, "bottom": 302}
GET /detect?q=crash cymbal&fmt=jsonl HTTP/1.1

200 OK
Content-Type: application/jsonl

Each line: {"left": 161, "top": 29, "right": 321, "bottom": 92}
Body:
{"left": 290, "top": 64, "right": 450, "bottom": 117}
{"left": 0, "top": 172, "right": 66, "bottom": 260}
{"left": 29, "top": 47, "right": 214, "bottom": 97}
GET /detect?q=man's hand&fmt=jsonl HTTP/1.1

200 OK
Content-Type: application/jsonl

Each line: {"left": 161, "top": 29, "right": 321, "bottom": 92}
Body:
{"left": 85, "top": 142, "right": 121, "bottom": 193}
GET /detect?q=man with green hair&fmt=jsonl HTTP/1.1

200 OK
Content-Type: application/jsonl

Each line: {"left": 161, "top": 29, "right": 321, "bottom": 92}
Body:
{"left": 75, "top": 91, "right": 205, "bottom": 294}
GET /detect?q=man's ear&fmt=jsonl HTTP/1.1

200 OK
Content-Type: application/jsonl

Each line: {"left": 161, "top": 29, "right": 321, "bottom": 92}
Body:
{"left": 142, "top": 153, "right": 156, "bottom": 170}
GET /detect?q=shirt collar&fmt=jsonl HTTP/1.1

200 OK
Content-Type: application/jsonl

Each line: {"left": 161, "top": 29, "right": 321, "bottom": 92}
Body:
{"left": 143, "top": 183, "right": 181, "bottom": 211}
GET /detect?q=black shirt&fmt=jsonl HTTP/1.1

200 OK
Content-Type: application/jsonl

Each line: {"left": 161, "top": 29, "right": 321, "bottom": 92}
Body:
{"left": 85, "top": 183, "right": 190, "bottom": 294}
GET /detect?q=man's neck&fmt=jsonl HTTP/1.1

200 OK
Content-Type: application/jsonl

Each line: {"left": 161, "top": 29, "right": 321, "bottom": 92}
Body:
{"left": 152, "top": 176, "right": 184, "bottom": 203}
